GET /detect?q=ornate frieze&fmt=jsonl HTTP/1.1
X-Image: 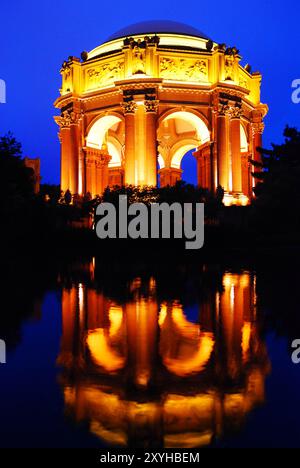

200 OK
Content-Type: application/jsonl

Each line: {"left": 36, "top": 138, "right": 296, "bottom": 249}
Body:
{"left": 159, "top": 57, "right": 208, "bottom": 82}
{"left": 86, "top": 60, "right": 124, "bottom": 90}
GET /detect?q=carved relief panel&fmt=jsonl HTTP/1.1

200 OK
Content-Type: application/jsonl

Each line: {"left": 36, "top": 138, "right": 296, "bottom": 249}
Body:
{"left": 239, "top": 73, "right": 249, "bottom": 89}
{"left": 159, "top": 56, "right": 208, "bottom": 82}
{"left": 85, "top": 60, "right": 125, "bottom": 91}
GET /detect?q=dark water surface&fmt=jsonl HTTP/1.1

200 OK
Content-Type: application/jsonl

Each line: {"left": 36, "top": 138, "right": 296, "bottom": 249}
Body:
{"left": 0, "top": 256, "right": 300, "bottom": 448}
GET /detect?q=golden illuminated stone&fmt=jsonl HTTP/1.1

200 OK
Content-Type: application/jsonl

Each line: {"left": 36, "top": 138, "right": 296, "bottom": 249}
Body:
{"left": 54, "top": 22, "right": 268, "bottom": 204}
{"left": 57, "top": 269, "right": 270, "bottom": 448}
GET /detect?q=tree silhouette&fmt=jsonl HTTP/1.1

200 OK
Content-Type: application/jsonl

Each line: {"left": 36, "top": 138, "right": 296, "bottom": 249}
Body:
{"left": 0, "top": 132, "right": 35, "bottom": 211}
{"left": 251, "top": 126, "right": 300, "bottom": 233}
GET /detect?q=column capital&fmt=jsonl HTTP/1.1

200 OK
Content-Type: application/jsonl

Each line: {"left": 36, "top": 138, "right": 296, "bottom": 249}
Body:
{"left": 228, "top": 104, "right": 243, "bottom": 119}
{"left": 251, "top": 121, "right": 265, "bottom": 136}
{"left": 96, "top": 152, "right": 111, "bottom": 167}
{"left": 122, "top": 100, "right": 137, "bottom": 114}
{"left": 216, "top": 101, "right": 230, "bottom": 116}
{"left": 54, "top": 109, "right": 83, "bottom": 128}
{"left": 145, "top": 99, "right": 159, "bottom": 113}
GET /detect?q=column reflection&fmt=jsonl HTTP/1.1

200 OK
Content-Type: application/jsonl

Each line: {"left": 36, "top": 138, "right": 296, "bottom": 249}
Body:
{"left": 57, "top": 267, "right": 270, "bottom": 448}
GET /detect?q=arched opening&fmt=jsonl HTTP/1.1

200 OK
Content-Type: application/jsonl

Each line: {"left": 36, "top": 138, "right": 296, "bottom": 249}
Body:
{"left": 157, "top": 110, "right": 210, "bottom": 188}
{"left": 170, "top": 144, "right": 198, "bottom": 186}
{"left": 240, "top": 123, "right": 248, "bottom": 152}
{"left": 181, "top": 149, "right": 198, "bottom": 186}
{"left": 86, "top": 115, "right": 124, "bottom": 168}
{"left": 84, "top": 114, "right": 125, "bottom": 196}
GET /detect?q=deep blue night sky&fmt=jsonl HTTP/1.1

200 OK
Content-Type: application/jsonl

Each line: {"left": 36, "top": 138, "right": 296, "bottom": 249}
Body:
{"left": 0, "top": 0, "right": 299, "bottom": 184}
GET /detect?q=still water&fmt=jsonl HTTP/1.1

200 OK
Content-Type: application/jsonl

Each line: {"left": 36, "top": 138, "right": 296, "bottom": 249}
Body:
{"left": 0, "top": 257, "right": 300, "bottom": 448}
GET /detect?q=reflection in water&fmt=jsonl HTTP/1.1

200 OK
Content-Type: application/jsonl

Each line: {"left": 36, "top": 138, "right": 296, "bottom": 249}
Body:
{"left": 57, "top": 266, "right": 270, "bottom": 448}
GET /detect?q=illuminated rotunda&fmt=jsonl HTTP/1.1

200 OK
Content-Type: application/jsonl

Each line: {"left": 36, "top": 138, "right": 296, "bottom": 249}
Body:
{"left": 54, "top": 20, "right": 268, "bottom": 205}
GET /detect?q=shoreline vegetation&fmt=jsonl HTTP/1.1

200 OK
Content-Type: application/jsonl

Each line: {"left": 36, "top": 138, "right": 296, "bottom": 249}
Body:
{"left": 1, "top": 127, "right": 300, "bottom": 261}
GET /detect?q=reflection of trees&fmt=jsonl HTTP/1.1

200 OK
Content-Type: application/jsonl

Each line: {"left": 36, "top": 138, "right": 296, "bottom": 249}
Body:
{"left": 57, "top": 262, "right": 270, "bottom": 448}
{"left": 0, "top": 256, "right": 58, "bottom": 351}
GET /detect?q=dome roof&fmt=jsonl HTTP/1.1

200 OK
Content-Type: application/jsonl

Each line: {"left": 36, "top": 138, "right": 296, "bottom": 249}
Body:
{"left": 107, "top": 20, "right": 210, "bottom": 41}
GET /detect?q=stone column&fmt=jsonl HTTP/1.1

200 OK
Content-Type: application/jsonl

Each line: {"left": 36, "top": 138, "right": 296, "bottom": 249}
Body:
{"left": 85, "top": 152, "right": 96, "bottom": 197}
{"left": 59, "top": 126, "right": 71, "bottom": 192}
{"left": 145, "top": 99, "right": 159, "bottom": 186}
{"left": 55, "top": 113, "right": 72, "bottom": 193}
{"left": 193, "top": 142, "right": 212, "bottom": 190}
{"left": 193, "top": 148, "right": 204, "bottom": 188}
{"left": 55, "top": 109, "right": 81, "bottom": 194}
{"left": 251, "top": 121, "right": 264, "bottom": 192}
{"left": 95, "top": 150, "right": 111, "bottom": 195}
{"left": 85, "top": 147, "right": 111, "bottom": 197}
{"left": 135, "top": 103, "right": 147, "bottom": 185}
{"left": 69, "top": 122, "right": 79, "bottom": 194}
{"left": 229, "top": 106, "right": 242, "bottom": 193}
{"left": 241, "top": 153, "right": 251, "bottom": 198}
{"left": 252, "top": 121, "right": 264, "bottom": 164}
{"left": 123, "top": 100, "right": 137, "bottom": 186}
{"left": 216, "top": 103, "right": 229, "bottom": 191}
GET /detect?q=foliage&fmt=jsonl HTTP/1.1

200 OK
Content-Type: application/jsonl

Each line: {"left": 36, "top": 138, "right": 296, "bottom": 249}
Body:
{"left": 0, "top": 132, "right": 35, "bottom": 209}
{"left": 251, "top": 126, "right": 300, "bottom": 233}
